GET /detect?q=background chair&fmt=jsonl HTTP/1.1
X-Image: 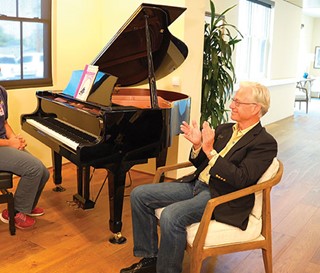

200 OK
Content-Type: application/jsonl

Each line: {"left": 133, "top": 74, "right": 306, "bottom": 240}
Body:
{"left": 153, "top": 159, "right": 283, "bottom": 273}
{"left": 295, "top": 81, "right": 309, "bottom": 113}
{"left": 0, "top": 171, "right": 16, "bottom": 235}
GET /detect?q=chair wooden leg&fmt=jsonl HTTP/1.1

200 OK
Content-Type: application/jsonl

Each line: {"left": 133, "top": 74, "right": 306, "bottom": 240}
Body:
{"left": 7, "top": 192, "right": 16, "bottom": 235}
{"left": 306, "top": 101, "right": 308, "bottom": 113}
{"left": 189, "top": 261, "right": 202, "bottom": 273}
{"left": 189, "top": 253, "right": 203, "bottom": 273}
{"left": 262, "top": 248, "right": 272, "bottom": 273}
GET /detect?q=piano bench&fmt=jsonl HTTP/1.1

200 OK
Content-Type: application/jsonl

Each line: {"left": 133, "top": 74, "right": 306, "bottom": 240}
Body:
{"left": 0, "top": 171, "right": 16, "bottom": 235}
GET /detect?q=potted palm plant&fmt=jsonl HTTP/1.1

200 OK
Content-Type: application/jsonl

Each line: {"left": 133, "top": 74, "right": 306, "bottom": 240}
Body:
{"left": 201, "top": 0, "right": 243, "bottom": 128}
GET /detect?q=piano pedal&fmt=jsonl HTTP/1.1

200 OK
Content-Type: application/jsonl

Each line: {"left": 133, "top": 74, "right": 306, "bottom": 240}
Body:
{"left": 109, "top": 232, "right": 127, "bottom": 244}
{"left": 66, "top": 200, "right": 80, "bottom": 209}
{"left": 52, "top": 185, "right": 66, "bottom": 192}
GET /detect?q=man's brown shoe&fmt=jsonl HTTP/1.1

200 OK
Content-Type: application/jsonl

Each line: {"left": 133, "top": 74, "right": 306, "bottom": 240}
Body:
{"left": 120, "top": 257, "right": 157, "bottom": 273}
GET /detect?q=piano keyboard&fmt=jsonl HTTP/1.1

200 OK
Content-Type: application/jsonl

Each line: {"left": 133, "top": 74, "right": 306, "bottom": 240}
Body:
{"left": 25, "top": 118, "right": 97, "bottom": 151}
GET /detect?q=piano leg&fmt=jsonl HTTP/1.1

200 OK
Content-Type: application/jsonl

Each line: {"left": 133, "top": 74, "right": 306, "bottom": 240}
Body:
{"left": 156, "top": 148, "right": 168, "bottom": 182}
{"left": 106, "top": 153, "right": 167, "bottom": 244}
{"left": 107, "top": 165, "right": 128, "bottom": 244}
{"left": 52, "top": 151, "right": 66, "bottom": 192}
{"left": 73, "top": 166, "right": 95, "bottom": 209}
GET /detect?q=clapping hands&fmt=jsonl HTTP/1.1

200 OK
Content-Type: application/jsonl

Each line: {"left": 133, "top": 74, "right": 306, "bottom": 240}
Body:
{"left": 180, "top": 120, "right": 215, "bottom": 153}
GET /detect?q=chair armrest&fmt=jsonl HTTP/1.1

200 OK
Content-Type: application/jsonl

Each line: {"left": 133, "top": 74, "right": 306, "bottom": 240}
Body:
{"left": 152, "top": 161, "right": 193, "bottom": 183}
{"left": 192, "top": 160, "right": 283, "bottom": 249}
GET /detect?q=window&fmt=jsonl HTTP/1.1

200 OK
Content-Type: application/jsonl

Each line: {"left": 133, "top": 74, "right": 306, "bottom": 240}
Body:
{"left": 236, "top": 0, "right": 274, "bottom": 81}
{"left": 0, "top": 0, "right": 52, "bottom": 89}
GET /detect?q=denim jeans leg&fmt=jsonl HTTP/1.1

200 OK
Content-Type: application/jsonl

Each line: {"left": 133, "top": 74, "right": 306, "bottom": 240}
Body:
{"left": 130, "top": 181, "right": 195, "bottom": 257}
{"left": 130, "top": 180, "right": 211, "bottom": 273}
{"left": 157, "top": 181, "right": 211, "bottom": 273}
{"left": 0, "top": 147, "right": 50, "bottom": 213}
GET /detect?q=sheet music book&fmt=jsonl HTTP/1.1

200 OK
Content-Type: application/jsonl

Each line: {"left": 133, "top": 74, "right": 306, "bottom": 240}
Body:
{"left": 74, "top": 64, "right": 99, "bottom": 101}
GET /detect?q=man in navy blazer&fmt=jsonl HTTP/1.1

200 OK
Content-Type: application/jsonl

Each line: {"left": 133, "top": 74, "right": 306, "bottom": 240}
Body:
{"left": 121, "top": 82, "right": 278, "bottom": 273}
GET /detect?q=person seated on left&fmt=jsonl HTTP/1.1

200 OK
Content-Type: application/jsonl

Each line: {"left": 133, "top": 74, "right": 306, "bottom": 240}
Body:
{"left": 0, "top": 85, "right": 50, "bottom": 229}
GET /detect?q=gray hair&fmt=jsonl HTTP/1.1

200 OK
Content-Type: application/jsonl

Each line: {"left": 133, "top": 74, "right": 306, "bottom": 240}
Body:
{"left": 239, "top": 81, "right": 270, "bottom": 117}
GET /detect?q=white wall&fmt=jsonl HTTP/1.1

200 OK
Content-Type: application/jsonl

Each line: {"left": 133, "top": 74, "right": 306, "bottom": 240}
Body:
{"left": 298, "top": 15, "right": 315, "bottom": 76}
{"left": 309, "top": 19, "right": 320, "bottom": 77}
{"left": 269, "top": 0, "right": 302, "bottom": 79}
{"left": 261, "top": 80, "right": 296, "bottom": 125}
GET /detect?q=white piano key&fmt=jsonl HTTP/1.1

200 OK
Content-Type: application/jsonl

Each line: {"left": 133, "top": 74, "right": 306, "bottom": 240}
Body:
{"left": 26, "top": 118, "right": 79, "bottom": 151}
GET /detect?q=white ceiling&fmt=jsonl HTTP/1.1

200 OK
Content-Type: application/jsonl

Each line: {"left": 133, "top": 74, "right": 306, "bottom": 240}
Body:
{"left": 286, "top": 0, "right": 320, "bottom": 18}
{"left": 304, "top": 0, "right": 320, "bottom": 17}
{"left": 303, "top": 8, "right": 320, "bottom": 18}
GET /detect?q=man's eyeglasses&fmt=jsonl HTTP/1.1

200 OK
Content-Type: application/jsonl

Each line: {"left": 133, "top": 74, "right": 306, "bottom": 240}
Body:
{"left": 231, "top": 98, "right": 257, "bottom": 107}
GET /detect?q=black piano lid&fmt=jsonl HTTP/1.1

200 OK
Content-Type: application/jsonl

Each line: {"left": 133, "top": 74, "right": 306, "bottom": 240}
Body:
{"left": 91, "top": 3, "right": 188, "bottom": 87}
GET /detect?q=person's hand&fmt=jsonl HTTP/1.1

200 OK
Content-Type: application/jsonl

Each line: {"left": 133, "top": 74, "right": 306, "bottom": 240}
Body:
{"left": 201, "top": 121, "right": 215, "bottom": 156}
{"left": 180, "top": 120, "right": 202, "bottom": 149}
{"left": 16, "top": 134, "right": 27, "bottom": 150}
{"left": 7, "top": 136, "right": 21, "bottom": 149}
{"left": 8, "top": 135, "right": 27, "bottom": 150}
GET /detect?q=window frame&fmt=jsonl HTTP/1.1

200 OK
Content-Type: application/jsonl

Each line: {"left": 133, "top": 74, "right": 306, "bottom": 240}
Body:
{"left": 0, "top": 0, "right": 52, "bottom": 89}
{"left": 236, "top": 0, "right": 274, "bottom": 81}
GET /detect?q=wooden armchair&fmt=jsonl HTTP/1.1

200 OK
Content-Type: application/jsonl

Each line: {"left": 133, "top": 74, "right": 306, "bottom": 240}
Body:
{"left": 153, "top": 159, "right": 283, "bottom": 273}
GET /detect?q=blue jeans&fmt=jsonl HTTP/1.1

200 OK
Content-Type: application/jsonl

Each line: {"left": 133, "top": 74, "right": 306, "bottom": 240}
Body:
{"left": 0, "top": 147, "right": 49, "bottom": 213}
{"left": 130, "top": 180, "right": 211, "bottom": 273}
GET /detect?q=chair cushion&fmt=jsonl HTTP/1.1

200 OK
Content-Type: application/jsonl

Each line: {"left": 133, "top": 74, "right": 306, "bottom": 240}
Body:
{"left": 251, "top": 158, "right": 279, "bottom": 219}
{"left": 0, "top": 171, "right": 13, "bottom": 189}
{"left": 186, "top": 214, "right": 263, "bottom": 247}
{"left": 156, "top": 206, "right": 263, "bottom": 247}
{"left": 155, "top": 158, "right": 279, "bottom": 247}
{"left": 295, "top": 91, "right": 307, "bottom": 100}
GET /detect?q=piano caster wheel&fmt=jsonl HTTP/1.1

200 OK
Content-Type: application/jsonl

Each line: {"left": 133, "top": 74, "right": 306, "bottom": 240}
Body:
{"left": 109, "top": 232, "right": 127, "bottom": 244}
{"left": 52, "top": 185, "right": 66, "bottom": 192}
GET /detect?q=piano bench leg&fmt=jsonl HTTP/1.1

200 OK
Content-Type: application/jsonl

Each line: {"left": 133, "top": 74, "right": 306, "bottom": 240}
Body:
{"left": 109, "top": 232, "right": 127, "bottom": 244}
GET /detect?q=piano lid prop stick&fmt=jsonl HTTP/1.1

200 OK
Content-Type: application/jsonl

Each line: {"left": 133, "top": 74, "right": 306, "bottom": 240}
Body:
{"left": 144, "top": 13, "right": 159, "bottom": 109}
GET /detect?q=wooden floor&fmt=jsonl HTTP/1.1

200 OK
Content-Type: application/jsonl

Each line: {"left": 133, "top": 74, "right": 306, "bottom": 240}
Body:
{"left": 0, "top": 99, "right": 320, "bottom": 273}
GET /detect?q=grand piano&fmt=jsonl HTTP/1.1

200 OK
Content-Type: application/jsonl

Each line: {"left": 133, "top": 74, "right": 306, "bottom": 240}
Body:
{"left": 21, "top": 3, "right": 190, "bottom": 243}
